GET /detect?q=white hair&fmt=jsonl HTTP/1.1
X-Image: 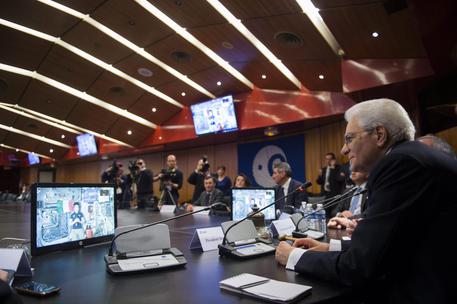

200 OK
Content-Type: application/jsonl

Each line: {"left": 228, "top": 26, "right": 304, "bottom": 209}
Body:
{"left": 345, "top": 98, "right": 415, "bottom": 143}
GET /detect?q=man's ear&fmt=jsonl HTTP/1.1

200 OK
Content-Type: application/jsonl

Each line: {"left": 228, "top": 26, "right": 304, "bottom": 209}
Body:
{"left": 374, "top": 125, "right": 388, "bottom": 147}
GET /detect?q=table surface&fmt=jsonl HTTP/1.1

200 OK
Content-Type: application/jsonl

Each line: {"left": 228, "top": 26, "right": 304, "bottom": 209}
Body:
{"left": 0, "top": 203, "right": 349, "bottom": 304}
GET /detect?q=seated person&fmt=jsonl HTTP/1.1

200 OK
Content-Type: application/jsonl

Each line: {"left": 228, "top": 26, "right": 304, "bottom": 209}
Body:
{"left": 215, "top": 165, "right": 232, "bottom": 196}
{"left": 186, "top": 176, "right": 224, "bottom": 212}
{"left": 233, "top": 173, "right": 251, "bottom": 188}
{"left": 0, "top": 270, "right": 22, "bottom": 304}
{"left": 272, "top": 162, "right": 308, "bottom": 213}
{"left": 327, "top": 171, "right": 368, "bottom": 228}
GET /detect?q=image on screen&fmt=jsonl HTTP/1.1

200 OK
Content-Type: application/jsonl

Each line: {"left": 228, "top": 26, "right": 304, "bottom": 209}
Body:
{"left": 27, "top": 153, "right": 40, "bottom": 165}
{"left": 190, "top": 95, "right": 238, "bottom": 135}
{"left": 76, "top": 133, "right": 98, "bottom": 156}
{"left": 232, "top": 188, "right": 276, "bottom": 221}
{"left": 34, "top": 186, "right": 115, "bottom": 248}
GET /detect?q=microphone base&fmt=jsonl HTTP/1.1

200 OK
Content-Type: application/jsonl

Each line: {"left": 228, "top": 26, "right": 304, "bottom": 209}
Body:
{"left": 218, "top": 239, "right": 275, "bottom": 259}
{"left": 292, "top": 230, "right": 308, "bottom": 238}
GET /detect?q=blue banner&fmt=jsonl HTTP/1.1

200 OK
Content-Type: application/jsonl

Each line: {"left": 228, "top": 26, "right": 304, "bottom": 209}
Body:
{"left": 237, "top": 135, "right": 305, "bottom": 187}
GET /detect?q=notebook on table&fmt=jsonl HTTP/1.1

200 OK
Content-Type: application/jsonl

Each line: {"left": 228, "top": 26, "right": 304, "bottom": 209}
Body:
{"left": 220, "top": 273, "right": 312, "bottom": 303}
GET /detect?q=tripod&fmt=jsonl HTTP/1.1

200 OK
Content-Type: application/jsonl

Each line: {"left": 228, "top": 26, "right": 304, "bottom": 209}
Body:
{"left": 158, "top": 183, "right": 178, "bottom": 209}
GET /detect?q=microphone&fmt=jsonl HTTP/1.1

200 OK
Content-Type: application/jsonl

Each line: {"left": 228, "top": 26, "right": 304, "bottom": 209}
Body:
{"left": 108, "top": 202, "right": 225, "bottom": 257}
{"left": 220, "top": 181, "right": 312, "bottom": 247}
{"left": 292, "top": 188, "right": 367, "bottom": 238}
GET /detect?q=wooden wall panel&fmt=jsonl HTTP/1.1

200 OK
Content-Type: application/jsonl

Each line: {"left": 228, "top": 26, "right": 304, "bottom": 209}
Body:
{"left": 436, "top": 126, "right": 457, "bottom": 152}
{"left": 19, "top": 121, "right": 349, "bottom": 199}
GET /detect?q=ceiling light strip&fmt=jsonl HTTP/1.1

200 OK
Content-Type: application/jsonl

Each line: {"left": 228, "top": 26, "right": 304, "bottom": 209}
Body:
{"left": 0, "top": 18, "right": 184, "bottom": 109}
{"left": 36, "top": 0, "right": 215, "bottom": 99}
{"left": 0, "top": 102, "right": 132, "bottom": 148}
{"left": 0, "top": 103, "right": 81, "bottom": 134}
{"left": 0, "top": 63, "right": 157, "bottom": 128}
{"left": 0, "top": 123, "right": 71, "bottom": 148}
{"left": 206, "top": 0, "right": 302, "bottom": 90}
{"left": 296, "top": 0, "right": 345, "bottom": 56}
{"left": 134, "top": 0, "right": 254, "bottom": 89}
{"left": 0, "top": 143, "right": 53, "bottom": 160}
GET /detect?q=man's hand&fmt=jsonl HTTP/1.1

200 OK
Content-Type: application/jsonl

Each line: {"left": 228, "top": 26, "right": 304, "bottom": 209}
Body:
{"left": 275, "top": 241, "right": 295, "bottom": 266}
{"left": 346, "top": 219, "right": 359, "bottom": 237}
{"left": 327, "top": 216, "right": 352, "bottom": 229}
{"left": 0, "top": 269, "right": 8, "bottom": 282}
{"left": 186, "top": 204, "right": 194, "bottom": 212}
{"left": 293, "top": 238, "right": 329, "bottom": 252}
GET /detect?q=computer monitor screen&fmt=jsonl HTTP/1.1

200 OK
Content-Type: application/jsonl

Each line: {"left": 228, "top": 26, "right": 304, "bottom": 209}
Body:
{"left": 31, "top": 183, "right": 117, "bottom": 256}
{"left": 190, "top": 95, "right": 238, "bottom": 135}
{"left": 231, "top": 188, "right": 276, "bottom": 221}
{"left": 27, "top": 153, "right": 40, "bottom": 165}
{"left": 76, "top": 133, "right": 98, "bottom": 157}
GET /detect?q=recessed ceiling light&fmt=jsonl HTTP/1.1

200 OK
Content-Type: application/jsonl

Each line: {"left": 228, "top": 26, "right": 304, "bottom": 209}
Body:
{"left": 318, "top": 74, "right": 325, "bottom": 79}
{"left": 158, "top": 136, "right": 162, "bottom": 140}
{"left": 76, "top": 152, "right": 80, "bottom": 156}
{"left": 372, "top": 32, "right": 379, "bottom": 38}
{"left": 261, "top": 74, "right": 267, "bottom": 79}
{"left": 181, "top": 92, "right": 186, "bottom": 96}
{"left": 216, "top": 81, "right": 222, "bottom": 86}
{"left": 127, "top": 130, "right": 132, "bottom": 135}
{"left": 61, "top": 134, "right": 65, "bottom": 139}
{"left": 137, "top": 67, "right": 153, "bottom": 77}
{"left": 152, "top": 107, "right": 157, "bottom": 112}
{"left": 49, "top": 149, "right": 54, "bottom": 153}
{"left": 15, "top": 148, "right": 19, "bottom": 152}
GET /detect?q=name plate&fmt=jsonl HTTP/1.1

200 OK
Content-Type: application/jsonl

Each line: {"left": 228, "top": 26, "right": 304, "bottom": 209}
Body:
{"left": 272, "top": 218, "right": 296, "bottom": 236}
{"left": 189, "top": 227, "right": 224, "bottom": 251}
{"left": 160, "top": 205, "right": 176, "bottom": 213}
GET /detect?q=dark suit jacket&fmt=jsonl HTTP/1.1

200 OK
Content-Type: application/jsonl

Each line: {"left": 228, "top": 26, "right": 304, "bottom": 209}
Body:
{"left": 316, "top": 165, "right": 345, "bottom": 198}
{"left": 193, "top": 188, "right": 224, "bottom": 207}
{"left": 0, "top": 280, "right": 22, "bottom": 304}
{"left": 295, "top": 141, "right": 457, "bottom": 304}
{"left": 275, "top": 179, "right": 309, "bottom": 213}
{"left": 331, "top": 187, "right": 368, "bottom": 218}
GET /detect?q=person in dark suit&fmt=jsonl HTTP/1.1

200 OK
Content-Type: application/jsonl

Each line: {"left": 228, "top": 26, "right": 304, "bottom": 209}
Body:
{"left": 316, "top": 153, "right": 345, "bottom": 198}
{"left": 276, "top": 98, "right": 457, "bottom": 304}
{"left": 271, "top": 162, "right": 308, "bottom": 213}
{"left": 328, "top": 170, "right": 368, "bottom": 220}
{"left": 186, "top": 176, "right": 223, "bottom": 211}
{"left": 0, "top": 270, "right": 22, "bottom": 304}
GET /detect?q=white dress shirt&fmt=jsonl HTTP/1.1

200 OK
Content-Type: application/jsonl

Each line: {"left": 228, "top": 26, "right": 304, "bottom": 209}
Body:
{"left": 286, "top": 239, "right": 342, "bottom": 270}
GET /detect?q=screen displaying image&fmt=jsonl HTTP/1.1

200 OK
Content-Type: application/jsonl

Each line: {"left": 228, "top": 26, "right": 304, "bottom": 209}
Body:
{"left": 27, "top": 153, "right": 40, "bottom": 165}
{"left": 76, "top": 133, "right": 98, "bottom": 157}
{"left": 34, "top": 186, "right": 115, "bottom": 248}
{"left": 190, "top": 95, "right": 238, "bottom": 135}
{"left": 231, "top": 188, "right": 276, "bottom": 221}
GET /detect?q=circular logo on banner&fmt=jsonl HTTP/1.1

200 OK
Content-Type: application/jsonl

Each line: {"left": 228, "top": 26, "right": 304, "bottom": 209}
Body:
{"left": 252, "top": 145, "right": 287, "bottom": 187}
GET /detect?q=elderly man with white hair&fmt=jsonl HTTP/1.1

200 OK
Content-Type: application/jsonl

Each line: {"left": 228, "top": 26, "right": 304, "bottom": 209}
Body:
{"left": 275, "top": 99, "right": 457, "bottom": 303}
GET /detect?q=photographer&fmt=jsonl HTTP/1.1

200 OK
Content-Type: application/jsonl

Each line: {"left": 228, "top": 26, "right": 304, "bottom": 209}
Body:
{"left": 133, "top": 159, "right": 153, "bottom": 209}
{"left": 101, "top": 160, "right": 125, "bottom": 208}
{"left": 155, "top": 155, "right": 183, "bottom": 207}
{"left": 187, "top": 156, "right": 212, "bottom": 203}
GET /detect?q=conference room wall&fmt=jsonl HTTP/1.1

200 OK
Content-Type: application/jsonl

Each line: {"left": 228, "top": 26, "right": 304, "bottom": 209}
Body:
{"left": 19, "top": 120, "right": 349, "bottom": 199}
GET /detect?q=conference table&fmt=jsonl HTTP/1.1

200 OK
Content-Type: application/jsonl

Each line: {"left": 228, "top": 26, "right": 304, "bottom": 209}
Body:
{"left": 0, "top": 203, "right": 350, "bottom": 304}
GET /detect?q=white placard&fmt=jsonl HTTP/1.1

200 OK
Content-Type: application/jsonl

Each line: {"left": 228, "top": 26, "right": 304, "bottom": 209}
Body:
{"left": 0, "top": 248, "right": 32, "bottom": 276}
{"left": 272, "top": 218, "right": 296, "bottom": 236}
{"left": 189, "top": 226, "right": 224, "bottom": 251}
{"left": 192, "top": 206, "right": 210, "bottom": 215}
{"left": 160, "top": 205, "right": 176, "bottom": 213}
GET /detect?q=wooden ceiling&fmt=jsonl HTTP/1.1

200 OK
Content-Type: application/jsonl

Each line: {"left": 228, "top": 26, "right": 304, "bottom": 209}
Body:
{"left": 0, "top": 0, "right": 441, "bottom": 163}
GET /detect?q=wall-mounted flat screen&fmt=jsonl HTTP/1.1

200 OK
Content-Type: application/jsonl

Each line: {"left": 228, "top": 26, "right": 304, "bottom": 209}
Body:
{"left": 31, "top": 183, "right": 117, "bottom": 256}
{"left": 76, "top": 133, "right": 97, "bottom": 157}
{"left": 190, "top": 95, "right": 238, "bottom": 135}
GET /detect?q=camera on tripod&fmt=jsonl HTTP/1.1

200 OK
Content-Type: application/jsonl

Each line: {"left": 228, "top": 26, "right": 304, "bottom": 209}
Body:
{"left": 200, "top": 155, "right": 210, "bottom": 173}
{"left": 128, "top": 160, "right": 139, "bottom": 178}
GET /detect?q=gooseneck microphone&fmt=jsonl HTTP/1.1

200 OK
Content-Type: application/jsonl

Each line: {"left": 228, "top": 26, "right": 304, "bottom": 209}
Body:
{"left": 292, "top": 187, "right": 367, "bottom": 238}
{"left": 220, "top": 181, "right": 312, "bottom": 247}
{"left": 108, "top": 202, "right": 226, "bottom": 257}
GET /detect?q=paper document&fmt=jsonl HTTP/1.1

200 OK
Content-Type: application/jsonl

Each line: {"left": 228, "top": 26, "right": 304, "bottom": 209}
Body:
{"left": 235, "top": 242, "right": 275, "bottom": 256}
{"left": 192, "top": 206, "right": 210, "bottom": 215}
{"left": 244, "top": 280, "right": 311, "bottom": 302}
{"left": 220, "top": 273, "right": 268, "bottom": 289}
{"left": 117, "top": 254, "right": 179, "bottom": 271}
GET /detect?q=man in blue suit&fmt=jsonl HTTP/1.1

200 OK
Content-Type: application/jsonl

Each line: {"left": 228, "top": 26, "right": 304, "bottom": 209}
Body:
{"left": 276, "top": 98, "right": 457, "bottom": 303}
{"left": 272, "top": 162, "right": 308, "bottom": 214}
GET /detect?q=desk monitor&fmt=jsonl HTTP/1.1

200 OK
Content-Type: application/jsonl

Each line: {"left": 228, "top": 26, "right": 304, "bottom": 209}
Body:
{"left": 231, "top": 188, "right": 276, "bottom": 221}
{"left": 31, "top": 183, "right": 117, "bottom": 256}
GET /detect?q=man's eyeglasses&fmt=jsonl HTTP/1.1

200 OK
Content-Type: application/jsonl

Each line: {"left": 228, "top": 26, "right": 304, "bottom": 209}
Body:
{"left": 344, "top": 129, "right": 373, "bottom": 145}
{"left": 137, "top": 162, "right": 143, "bottom": 165}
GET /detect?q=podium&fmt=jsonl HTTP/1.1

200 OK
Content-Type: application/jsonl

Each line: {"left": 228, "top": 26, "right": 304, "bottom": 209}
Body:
{"left": 105, "top": 224, "right": 186, "bottom": 274}
{"left": 218, "top": 220, "right": 276, "bottom": 259}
